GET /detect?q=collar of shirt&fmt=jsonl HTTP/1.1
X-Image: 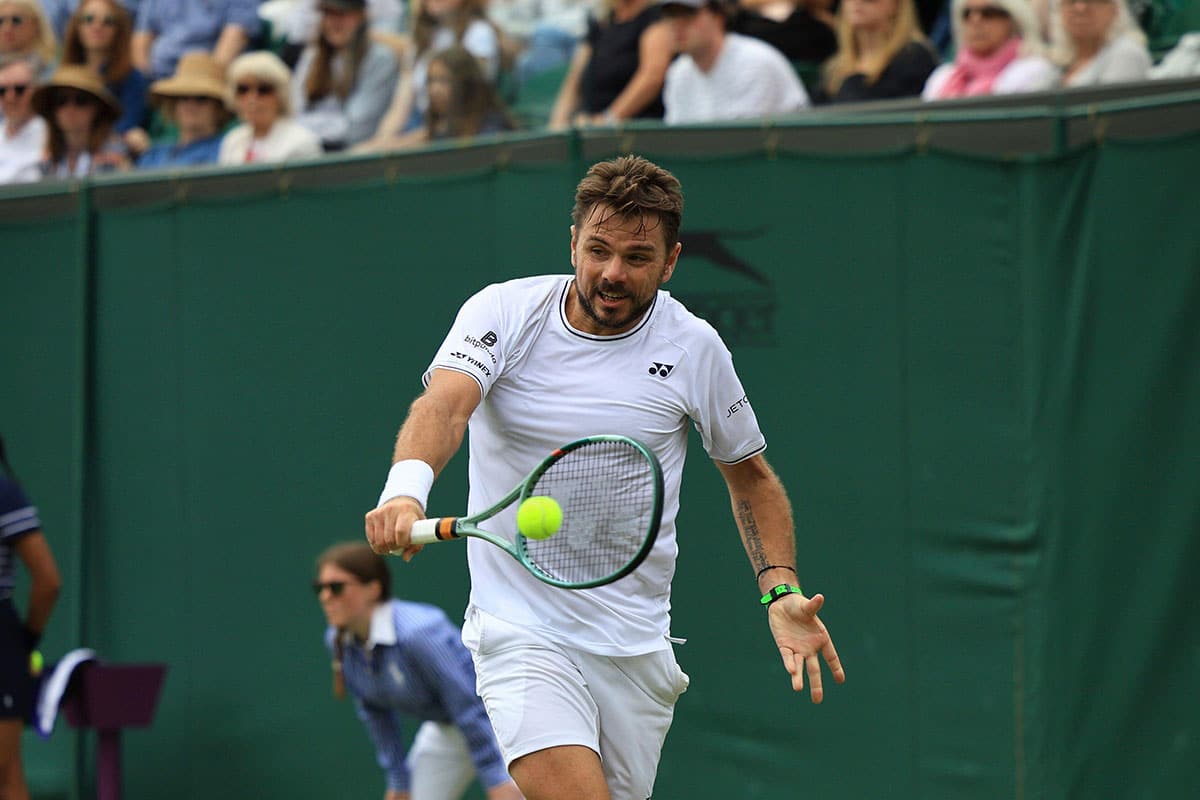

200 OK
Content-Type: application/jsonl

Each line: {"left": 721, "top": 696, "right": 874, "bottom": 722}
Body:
{"left": 341, "top": 602, "right": 398, "bottom": 651}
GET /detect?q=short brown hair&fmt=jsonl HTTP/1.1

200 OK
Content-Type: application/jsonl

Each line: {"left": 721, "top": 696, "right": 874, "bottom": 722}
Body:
{"left": 572, "top": 155, "right": 684, "bottom": 250}
{"left": 315, "top": 541, "right": 392, "bottom": 600}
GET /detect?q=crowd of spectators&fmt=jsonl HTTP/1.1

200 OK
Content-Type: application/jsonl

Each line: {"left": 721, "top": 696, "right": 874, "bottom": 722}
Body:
{"left": 0, "top": 0, "right": 1196, "bottom": 183}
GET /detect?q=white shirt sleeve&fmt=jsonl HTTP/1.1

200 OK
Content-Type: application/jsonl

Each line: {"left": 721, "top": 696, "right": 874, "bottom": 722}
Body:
{"left": 686, "top": 331, "right": 766, "bottom": 463}
{"left": 424, "top": 284, "right": 508, "bottom": 397}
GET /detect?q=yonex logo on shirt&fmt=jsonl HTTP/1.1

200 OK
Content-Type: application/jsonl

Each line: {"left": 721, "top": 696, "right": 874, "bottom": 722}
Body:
{"left": 649, "top": 363, "right": 675, "bottom": 378}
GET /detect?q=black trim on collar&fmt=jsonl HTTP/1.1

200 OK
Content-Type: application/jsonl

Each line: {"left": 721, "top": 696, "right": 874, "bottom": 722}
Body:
{"left": 558, "top": 279, "right": 658, "bottom": 341}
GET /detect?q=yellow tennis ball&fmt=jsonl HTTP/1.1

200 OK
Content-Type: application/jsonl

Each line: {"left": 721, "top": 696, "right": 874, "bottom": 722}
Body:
{"left": 517, "top": 496, "right": 562, "bottom": 540}
{"left": 30, "top": 650, "right": 44, "bottom": 677}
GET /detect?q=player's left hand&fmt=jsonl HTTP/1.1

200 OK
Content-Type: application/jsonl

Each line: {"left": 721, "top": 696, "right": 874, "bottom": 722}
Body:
{"left": 767, "top": 592, "right": 845, "bottom": 702}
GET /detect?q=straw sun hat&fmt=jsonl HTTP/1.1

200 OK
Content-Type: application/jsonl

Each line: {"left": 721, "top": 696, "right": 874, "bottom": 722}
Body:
{"left": 149, "top": 52, "right": 231, "bottom": 107}
{"left": 31, "top": 65, "right": 122, "bottom": 126}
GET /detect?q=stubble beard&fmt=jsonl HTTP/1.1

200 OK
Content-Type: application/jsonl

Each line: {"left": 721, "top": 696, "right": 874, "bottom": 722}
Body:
{"left": 575, "top": 280, "right": 656, "bottom": 333}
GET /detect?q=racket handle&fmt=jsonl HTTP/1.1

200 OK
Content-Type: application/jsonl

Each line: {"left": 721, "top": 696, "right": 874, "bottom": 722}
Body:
{"left": 410, "top": 517, "right": 460, "bottom": 545}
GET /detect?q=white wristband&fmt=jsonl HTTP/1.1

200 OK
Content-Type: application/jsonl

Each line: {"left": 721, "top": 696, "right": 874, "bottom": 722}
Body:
{"left": 377, "top": 459, "right": 435, "bottom": 510}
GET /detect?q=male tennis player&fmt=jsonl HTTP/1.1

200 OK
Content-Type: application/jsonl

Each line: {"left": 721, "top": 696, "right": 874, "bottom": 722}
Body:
{"left": 365, "top": 155, "right": 844, "bottom": 800}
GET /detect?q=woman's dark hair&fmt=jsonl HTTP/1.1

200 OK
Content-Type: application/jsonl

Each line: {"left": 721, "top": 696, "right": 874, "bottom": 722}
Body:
{"left": 315, "top": 541, "right": 392, "bottom": 698}
{"left": 304, "top": 14, "right": 371, "bottom": 103}
{"left": 61, "top": 0, "right": 135, "bottom": 84}
{"left": 45, "top": 89, "right": 116, "bottom": 164}
{"left": 426, "top": 45, "right": 516, "bottom": 140}
{"left": 315, "top": 541, "right": 393, "bottom": 599}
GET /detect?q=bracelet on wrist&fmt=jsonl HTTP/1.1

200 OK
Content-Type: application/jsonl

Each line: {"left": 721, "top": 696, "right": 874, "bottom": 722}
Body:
{"left": 760, "top": 583, "right": 803, "bottom": 608}
{"left": 755, "top": 564, "right": 797, "bottom": 580}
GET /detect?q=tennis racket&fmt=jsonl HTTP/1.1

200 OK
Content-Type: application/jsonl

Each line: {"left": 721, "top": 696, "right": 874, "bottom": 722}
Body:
{"left": 406, "top": 434, "right": 663, "bottom": 589}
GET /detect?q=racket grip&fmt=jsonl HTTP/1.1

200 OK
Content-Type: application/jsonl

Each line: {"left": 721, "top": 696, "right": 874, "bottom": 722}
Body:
{"left": 410, "top": 517, "right": 459, "bottom": 545}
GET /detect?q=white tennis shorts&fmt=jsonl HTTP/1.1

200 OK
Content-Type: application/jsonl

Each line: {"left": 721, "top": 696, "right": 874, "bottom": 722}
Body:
{"left": 461, "top": 606, "right": 690, "bottom": 800}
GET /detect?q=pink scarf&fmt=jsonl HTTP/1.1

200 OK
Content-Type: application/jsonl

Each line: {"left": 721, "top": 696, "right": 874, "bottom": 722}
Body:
{"left": 937, "top": 37, "right": 1022, "bottom": 98}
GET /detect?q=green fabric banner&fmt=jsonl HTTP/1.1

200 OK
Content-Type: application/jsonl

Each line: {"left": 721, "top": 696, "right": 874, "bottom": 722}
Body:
{"left": 2, "top": 131, "right": 1196, "bottom": 800}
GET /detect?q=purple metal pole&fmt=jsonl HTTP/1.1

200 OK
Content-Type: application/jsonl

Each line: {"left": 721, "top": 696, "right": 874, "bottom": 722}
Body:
{"left": 96, "top": 729, "right": 122, "bottom": 800}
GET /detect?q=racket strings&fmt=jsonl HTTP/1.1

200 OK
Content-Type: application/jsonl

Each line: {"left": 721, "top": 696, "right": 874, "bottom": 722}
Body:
{"left": 522, "top": 441, "right": 656, "bottom": 584}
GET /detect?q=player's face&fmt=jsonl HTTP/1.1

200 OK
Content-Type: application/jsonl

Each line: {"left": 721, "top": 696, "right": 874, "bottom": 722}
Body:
{"left": 568, "top": 205, "right": 681, "bottom": 335}
{"left": 315, "top": 564, "right": 377, "bottom": 629}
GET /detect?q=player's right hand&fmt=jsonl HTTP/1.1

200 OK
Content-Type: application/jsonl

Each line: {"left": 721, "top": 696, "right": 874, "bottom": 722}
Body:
{"left": 365, "top": 496, "right": 426, "bottom": 560}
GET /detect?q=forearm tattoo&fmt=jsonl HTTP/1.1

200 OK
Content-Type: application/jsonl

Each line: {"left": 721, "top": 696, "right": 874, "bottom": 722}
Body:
{"left": 736, "top": 499, "right": 768, "bottom": 572}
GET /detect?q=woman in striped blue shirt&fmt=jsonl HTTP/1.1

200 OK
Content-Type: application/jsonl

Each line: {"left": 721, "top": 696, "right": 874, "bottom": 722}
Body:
{"left": 314, "top": 542, "right": 523, "bottom": 800}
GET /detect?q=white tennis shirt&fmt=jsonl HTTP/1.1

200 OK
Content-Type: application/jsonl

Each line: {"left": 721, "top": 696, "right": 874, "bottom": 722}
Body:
{"left": 424, "top": 275, "right": 766, "bottom": 656}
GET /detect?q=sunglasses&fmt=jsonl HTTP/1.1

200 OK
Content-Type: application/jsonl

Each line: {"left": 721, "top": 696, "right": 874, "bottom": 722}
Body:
{"left": 312, "top": 580, "right": 351, "bottom": 597}
{"left": 82, "top": 13, "right": 119, "bottom": 26}
{"left": 55, "top": 91, "right": 98, "bottom": 108}
{"left": 0, "top": 15, "right": 25, "bottom": 27}
{"left": 961, "top": 5, "right": 1011, "bottom": 20}
{"left": 175, "top": 94, "right": 216, "bottom": 104}
{"left": 0, "top": 83, "right": 29, "bottom": 98}
{"left": 235, "top": 83, "right": 276, "bottom": 97}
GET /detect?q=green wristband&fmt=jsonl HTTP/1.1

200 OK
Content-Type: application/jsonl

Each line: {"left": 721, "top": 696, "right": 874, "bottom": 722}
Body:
{"left": 760, "top": 583, "right": 803, "bottom": 607}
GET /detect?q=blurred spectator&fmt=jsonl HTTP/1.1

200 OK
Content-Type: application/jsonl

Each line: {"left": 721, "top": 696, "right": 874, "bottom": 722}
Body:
{"left": 923, "top": 0, "right": 1058, "bottom": 99}
{"left": 32, "top": 64, "right": 131, "bottom": 176}
{"left": 0, "top": 57, "right": 44, "bottom": 183}
{"left": 291, "top": 0, "right": 400, "bottom": 151}
{"left": 0, "top": 0, "right": 58, "bottom": 80}
{"left": 369, "top": 0, "right": 502, "bottom": 142}
{"left": 661, "top": 0, "right": 810, "bottom": 123}
{"left": 426, "top": 45, "right": 516, "bottom": 134}
{"left": 42, "top": 0, "right": 143, "bottom": 41}
{"left": 218, "top": 50, "right": 322, "bottom": 165}
{"left": 132, "top": 0, "right": 261, "bottom": 81}
{"left": 275, "top": 0, "right": 406, "bottom": 67}
{"left": 548, "top": 0, "right": 674, "bottom": 128}
{"left": 1051, "top": 0, "right": 1150, "bottom": 86}
{"left": 1149, "top": 32, "right": 1200, "bottom": 79}
{"left": 490, "top": 0, "right": 602, "bottom": 85}
{"left": 504, "top": 0, "right": 604, "bottom": 85}
{"left": 138, "top": 52, "right": 230, "bottom": 168}
{"left": 730, "top": 0, "right": 837, "bottom": 63}
{"left": 0, "top": 434, "right": 63, "bottom": 800}
{"left": 816, "top": 0, "right": 938, "bottom": 103}
{"left": 60, "top": 0, "right": 150, "bottom": 148}
{"left": 371, "top": 44, "right": 517, "bottom": 148}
